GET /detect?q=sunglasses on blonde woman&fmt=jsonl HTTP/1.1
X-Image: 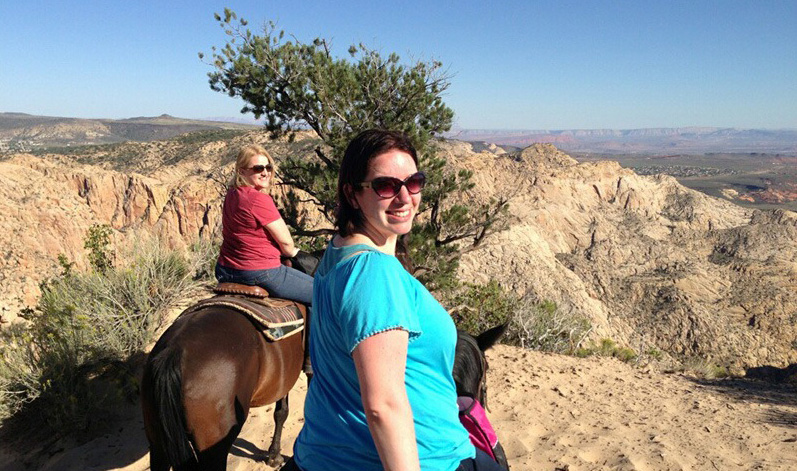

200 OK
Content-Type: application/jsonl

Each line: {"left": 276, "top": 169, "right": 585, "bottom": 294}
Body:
{"left": 359, "top": 172, "right": 426, "bottom": 198}
{"left": 249, "top": 164, "right": 273, "bottom": 173}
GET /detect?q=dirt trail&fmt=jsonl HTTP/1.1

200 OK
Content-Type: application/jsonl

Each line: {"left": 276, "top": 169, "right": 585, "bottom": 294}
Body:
{"left": 2, "top": 344, "right": 794, "bottom": 471}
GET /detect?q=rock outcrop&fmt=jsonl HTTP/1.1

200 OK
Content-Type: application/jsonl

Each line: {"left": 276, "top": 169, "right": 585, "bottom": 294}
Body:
{"left": 2, "top": 133, "right": 795, "bottom": 368}
{"left": 453, "top": 143, "right": 795, "bottom": 368}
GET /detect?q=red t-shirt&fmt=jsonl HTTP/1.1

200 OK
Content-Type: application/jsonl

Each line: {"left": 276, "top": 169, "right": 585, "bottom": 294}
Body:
{"left": 217, "top": 186, "right": 282, "bottom": 270}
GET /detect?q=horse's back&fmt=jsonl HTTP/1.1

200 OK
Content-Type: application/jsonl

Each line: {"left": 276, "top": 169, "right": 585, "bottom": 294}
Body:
{"left": 142, "top": 301, "right": 306, "bottom": 468}
{"left": 145, "top": 304, "right": 303, "bottom": 411}
{"left": 150, "top": 308, "right": 265, "bottom": 390}
{"left": 144, "top": 309, "right": 259, "bottom": 448}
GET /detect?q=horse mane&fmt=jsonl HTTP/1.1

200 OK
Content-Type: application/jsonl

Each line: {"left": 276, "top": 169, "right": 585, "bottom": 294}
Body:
{"left": 452, "top": 324, "right": 509, "bottom": 401}
{"left": 453, "top": 330, "right": 484, "bottom": 398}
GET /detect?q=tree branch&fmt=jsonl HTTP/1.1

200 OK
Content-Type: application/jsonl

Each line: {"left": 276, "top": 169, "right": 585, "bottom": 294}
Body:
{"left": 314, "top": 146, "right": 335, "bottom": 169}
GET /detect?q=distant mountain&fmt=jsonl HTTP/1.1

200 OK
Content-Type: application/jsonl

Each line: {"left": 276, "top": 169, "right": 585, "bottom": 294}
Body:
{"left": 4, "top": 113, "right": 796, "bottom": 156}
{"left": 0, "top": 113, "right": 259, "bottom": 151}
{"left": 446, "top": 127, "right": 797, "bottom": 155}
{"left": 202, "top": 116, "right": 265, "bottom": 126}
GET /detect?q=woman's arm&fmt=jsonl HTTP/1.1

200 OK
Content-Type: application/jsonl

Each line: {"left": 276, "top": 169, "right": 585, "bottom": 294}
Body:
{"left": 353, "top": 329, "right": 420, "bottom": 471}
{"left": 265, "top": 218, "right": 299, "bottom": 258}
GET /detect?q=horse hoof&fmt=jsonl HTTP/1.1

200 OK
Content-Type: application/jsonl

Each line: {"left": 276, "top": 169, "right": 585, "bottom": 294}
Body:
{"left": 266, "top": 455, "right": 284, "bottom": 468}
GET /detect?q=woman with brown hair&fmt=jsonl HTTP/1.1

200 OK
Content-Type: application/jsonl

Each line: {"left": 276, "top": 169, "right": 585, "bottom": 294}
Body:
{"left": 287, "top": 130, "right": 501, "bottom": 471}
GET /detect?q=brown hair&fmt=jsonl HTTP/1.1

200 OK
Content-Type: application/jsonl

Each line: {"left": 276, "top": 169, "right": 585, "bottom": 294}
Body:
{"left": 336, "top": 129, "right": 418, "bottom": 237}
{"left": 230, "top": 144, "right": 277, "bottom": 192}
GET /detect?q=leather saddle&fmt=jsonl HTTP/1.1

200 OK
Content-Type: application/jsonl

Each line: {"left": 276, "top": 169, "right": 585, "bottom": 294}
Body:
{"left": 179, "top": 282, "right": 307, "bottom": 342}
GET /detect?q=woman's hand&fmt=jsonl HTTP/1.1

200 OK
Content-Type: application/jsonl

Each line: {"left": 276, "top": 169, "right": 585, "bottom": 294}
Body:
{"left": 353, "top": 329, "right": 420, "bottom": 471}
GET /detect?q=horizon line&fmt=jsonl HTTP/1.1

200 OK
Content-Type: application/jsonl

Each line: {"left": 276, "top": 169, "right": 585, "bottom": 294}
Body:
{"left": 2, "top": 111, "right": 796, "bottom": 133}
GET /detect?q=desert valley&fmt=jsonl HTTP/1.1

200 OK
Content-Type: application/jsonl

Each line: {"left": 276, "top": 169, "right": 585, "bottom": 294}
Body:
{"left": 0, "top": 115, "right": 795, "bottom": 470}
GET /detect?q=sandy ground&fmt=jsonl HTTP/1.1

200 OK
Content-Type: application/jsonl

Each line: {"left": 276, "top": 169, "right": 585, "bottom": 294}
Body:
{"left": 1, "top": 345, "right": 795, "bottom": 471}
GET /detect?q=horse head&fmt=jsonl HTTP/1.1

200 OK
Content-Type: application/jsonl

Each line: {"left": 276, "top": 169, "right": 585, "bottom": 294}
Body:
{"left": 453, "top": 323, "right": 508, "bottom": 409}
{"left": 282, "top": 249, "right": 322, "bottom": 276}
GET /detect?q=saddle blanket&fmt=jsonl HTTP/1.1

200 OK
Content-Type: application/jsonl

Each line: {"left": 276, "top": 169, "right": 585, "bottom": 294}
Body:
{"left": 180, "top": 295, "right": 305, "bottom": 341}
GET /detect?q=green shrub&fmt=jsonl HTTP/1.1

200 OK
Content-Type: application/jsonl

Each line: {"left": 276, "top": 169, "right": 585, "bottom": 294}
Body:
{"left": 509, "top": 299, "right": 592, "bottom": 354}
{"left": 680, "top": 358, "right": 732, "bottom": 379}
{"left": 0, "top": 234, "right": 205, "bottom": 435}
{"left": 645, "top": 347, "right": 664, "bottom": 361}
{"left": 614, "top": 346, "right": 638, "bottom": 363}
{"left": 84, "top": 224, "right": 114, "bottom": 274}
{"left": 575, "top": 338, "right": 638, "bottom": 363}
{"left": 448, "top": 280, "right": 519, "bottom": 334}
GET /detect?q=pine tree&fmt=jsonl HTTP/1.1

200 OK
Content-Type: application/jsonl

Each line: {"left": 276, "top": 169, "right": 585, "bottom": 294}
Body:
{"left": 203, "top": 9, "right": 509, "bottom": 295}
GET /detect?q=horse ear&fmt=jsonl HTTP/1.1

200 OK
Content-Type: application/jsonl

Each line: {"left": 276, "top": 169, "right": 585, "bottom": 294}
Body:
{"left": 476, "top": 323, "right": 508, "bottom": 351}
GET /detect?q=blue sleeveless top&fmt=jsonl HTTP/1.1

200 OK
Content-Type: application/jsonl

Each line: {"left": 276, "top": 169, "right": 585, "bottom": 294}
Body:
{"left": 294, "top": 242, "right": 474, "bottom": 471}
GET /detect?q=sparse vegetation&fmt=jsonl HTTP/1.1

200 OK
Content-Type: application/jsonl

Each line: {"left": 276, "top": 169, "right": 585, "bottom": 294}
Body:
{"left": 508, "top": 298, "right": 593, "bottom": 354}
{"left": 0, "top": 231, "right": 210, "bottom": 436}
{"left": 449, "top": 280, "right": 519, "bottom": 334}
{"left": 172, "top": 128, "right": 247, "bottom": 145}
{"left": 28, "top": 128, "right": 250, "bottom": 171}
{"left": 678, "top": 358, "right": 733, "bottom": 379}
{"left": 190, "top": 236, "right": 222, "bottom": 283}
{"left": 576, "top": 338, "right": 638, "bottom": 363}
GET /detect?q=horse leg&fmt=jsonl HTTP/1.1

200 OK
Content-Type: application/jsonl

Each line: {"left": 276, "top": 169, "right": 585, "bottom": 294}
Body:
{"left": 265, "top": 395, "right": 289, "bottom": 467}
{"left": 196, "top": 433, "right": 238, "bottom": 471}
{"left": 191, "top": 398, "right": 246, "bottom": 471}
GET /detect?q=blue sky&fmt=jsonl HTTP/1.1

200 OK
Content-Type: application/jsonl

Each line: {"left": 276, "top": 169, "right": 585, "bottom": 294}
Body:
{"left": 2, "top": 0, "right": 795, "bottom": 130}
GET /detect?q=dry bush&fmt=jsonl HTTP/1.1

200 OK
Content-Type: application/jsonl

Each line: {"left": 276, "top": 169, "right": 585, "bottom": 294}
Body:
{"left": 509, "top": 299, "right": 593, "bottom": 354}
{"left": 0, "top": 236, "right": 208, "bottom": 435}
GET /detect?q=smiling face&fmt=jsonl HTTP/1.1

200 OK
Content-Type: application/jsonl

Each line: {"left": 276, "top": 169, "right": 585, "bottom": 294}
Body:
{"left": 239, "top": 154, "right": 272, "bottom": 191}
{"left": 349, "top": 149, "right": 421, "bottom": 247}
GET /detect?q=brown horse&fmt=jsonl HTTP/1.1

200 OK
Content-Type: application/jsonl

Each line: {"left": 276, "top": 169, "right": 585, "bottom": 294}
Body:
{"left": 142, "top": 291, "right": 507, "bottom": 471}
{"left": 140, "top": 296, "right": 308, "bottom": 471}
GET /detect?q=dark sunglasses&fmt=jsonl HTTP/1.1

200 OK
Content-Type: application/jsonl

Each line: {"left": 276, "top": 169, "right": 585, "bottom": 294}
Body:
{"left": 359, "top": 172, "right": 426, "bottom": 198}
{"left": 249, "top": 164, "right": 273, "bottom": 173}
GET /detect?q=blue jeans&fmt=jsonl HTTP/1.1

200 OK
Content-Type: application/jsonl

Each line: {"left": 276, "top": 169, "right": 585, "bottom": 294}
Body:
{"left": 455, "top": 449, "right": 506, "bottom": 471}
{"left": 215, "top": 263, "right": 313, "bottom": 306}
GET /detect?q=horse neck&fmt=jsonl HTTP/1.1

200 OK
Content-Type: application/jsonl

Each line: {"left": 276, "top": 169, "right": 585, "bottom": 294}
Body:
{"left": 453, "top": 334, "right": 487, "bottom": 401}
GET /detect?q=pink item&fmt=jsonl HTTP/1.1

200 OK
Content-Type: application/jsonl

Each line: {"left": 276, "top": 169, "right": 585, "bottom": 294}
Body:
{"left": 457, "top": 396, "right": 499, "bottom": 460}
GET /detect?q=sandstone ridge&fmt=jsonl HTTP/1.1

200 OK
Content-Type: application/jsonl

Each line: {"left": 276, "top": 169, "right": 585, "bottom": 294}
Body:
{"left": 1, "top": 132, "right": 794, "bottom": 368}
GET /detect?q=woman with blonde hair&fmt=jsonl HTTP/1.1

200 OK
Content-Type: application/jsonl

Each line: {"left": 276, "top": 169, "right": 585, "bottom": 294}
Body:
{"left": 214, "top": 144, "right": 313, "bottom": 304}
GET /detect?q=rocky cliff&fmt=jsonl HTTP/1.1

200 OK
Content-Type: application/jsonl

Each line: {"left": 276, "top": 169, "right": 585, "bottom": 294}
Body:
{"left": 1, "top": 132, "right": 794, "bottom": 368}
{"left": 451, "top": 143, "right": 795, "bottom": 368}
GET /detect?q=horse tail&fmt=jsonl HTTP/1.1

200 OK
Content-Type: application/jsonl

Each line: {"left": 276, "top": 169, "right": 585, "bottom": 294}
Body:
{"left": 148, "top": 345, "right": 196, "bottom": 469}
